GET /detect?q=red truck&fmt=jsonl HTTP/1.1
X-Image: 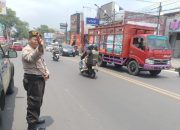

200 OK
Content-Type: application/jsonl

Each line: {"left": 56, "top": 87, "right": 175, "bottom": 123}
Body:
{"left": 88, "top": 23, "right": 172, "bottom": 76}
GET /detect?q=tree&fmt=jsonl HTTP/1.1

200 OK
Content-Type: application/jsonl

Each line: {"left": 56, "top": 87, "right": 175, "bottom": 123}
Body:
{"left": 0, "top": 8, "right": 29, "bottom": 40}
{"left": 13, "top": 20, "right": 29, "bottom": 39}
{"left": 37, "top": 25, "right": 55, "bottom": 36}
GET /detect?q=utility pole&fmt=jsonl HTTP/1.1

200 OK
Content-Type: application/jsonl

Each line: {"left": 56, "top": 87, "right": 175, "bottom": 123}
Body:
{"left": 136, "top": 0, "right": 163, "bottom": 35}
{"left": 157, "top": 2, "right": 162, "bottom": 35}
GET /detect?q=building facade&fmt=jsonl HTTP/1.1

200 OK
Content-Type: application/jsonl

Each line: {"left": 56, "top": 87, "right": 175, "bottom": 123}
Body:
{"left": 164, "top": 12, "right": 180, "bottom": 58}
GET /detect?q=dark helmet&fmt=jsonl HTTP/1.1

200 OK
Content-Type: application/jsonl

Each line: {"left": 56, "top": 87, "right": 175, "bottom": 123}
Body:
{"left": 87, "top": 44, "right": 94, "bottom": 50}
{"left": 93, "top": 44, "right": 98, "bottom": 50}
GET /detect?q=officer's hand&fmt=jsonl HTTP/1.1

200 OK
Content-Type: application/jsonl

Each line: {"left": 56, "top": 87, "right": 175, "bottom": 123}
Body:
{"left": 43, "top": 73, "right": 49, "bottom": 81}
{"left": 37, "top": 35, "right": 44, "bottom": 46}
{"left": 38, "top": 38, "right": 44, "bottom": 46}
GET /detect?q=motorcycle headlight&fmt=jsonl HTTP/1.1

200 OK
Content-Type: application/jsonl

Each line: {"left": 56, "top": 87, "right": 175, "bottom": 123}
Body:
{"left": 145, "top": 59, "right": 154, "bottom": 65}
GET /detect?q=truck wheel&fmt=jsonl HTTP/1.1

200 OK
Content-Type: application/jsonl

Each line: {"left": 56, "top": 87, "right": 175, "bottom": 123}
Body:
{"left": 98, "top": 55, "right": 107, "bottom": 67}
{"left": 149, "top": 70, "right": 161, "bottom": 76}
{"left": 0, "top": 91, "right": 5, "bottom": 110}
{"left": 127, "top": 60, "right": 139, "bottom": 76}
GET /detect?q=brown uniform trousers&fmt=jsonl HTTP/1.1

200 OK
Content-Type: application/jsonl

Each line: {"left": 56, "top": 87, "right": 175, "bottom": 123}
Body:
{"left": 23, "top": 73, "right": 45, "bottom": 128}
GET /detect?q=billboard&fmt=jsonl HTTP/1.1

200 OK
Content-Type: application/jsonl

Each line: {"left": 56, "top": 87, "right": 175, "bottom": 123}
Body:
{"left": 0, "top": 0, "right": 6, "bottom": 15}
{"left": 70, "top": 13, "right": 80, "bottom": 34}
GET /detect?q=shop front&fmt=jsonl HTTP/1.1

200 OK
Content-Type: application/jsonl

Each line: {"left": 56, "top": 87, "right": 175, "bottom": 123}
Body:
{"left": 165, "top": 18, "right": 180, "bottom": 58}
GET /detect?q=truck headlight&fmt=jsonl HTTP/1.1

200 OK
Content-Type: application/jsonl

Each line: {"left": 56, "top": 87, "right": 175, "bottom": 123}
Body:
{"left": 145, "top": 59, "right": 154, "bottom": 65}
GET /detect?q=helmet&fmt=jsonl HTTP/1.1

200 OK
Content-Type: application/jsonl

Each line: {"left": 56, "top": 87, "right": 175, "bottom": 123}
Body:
{"left": 92, "top": 44, "right": 98, "bottom": 50}
{"left": 87, "top": 44, "right": 94, "bottom": 50}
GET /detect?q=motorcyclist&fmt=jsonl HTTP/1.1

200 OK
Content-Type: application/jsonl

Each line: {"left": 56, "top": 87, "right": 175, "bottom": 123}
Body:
{"left": 52, "top": 42, "right": 60, "bottom": 59}
{"left": 80, "top": 44, "right": 98, "bottom": 70}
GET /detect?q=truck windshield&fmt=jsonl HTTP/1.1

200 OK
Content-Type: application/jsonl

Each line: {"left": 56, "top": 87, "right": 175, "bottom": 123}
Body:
{"left": 147, "top": 35, "right": 171, "bottom": 50}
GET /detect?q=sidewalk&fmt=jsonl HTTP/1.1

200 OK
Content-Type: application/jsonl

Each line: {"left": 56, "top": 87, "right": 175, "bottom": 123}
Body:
{"left": 171, "top": 58, "right": 180, "bottom": 69}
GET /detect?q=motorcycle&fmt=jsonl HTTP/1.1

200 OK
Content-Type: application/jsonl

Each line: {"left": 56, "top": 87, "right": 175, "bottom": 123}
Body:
{"left": 79, "top": 60, "right": 98, "bottom": 78}
{"left": 52, "top": 50, "right": 60, "bottom": 61}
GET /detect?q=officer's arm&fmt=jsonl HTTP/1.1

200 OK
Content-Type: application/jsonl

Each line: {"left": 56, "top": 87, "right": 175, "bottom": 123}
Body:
{"left": 22, "top": 46, "right": 43, "bottom": 63}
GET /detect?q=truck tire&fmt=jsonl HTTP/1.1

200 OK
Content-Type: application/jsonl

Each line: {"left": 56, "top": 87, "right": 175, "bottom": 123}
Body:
{"left": 98, "top": 55, "right": 107, "bottom": 67}
{"left": 127, "top": 60, "right": 139, "bottom": 76}
{"left": 0, "top": 90, "right": 5, "bottom": 110}
{"left": 149, "top": 70, "right": 161, "bottom": 76}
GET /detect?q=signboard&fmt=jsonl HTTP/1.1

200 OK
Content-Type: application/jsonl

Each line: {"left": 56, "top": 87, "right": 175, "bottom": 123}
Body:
{"left": 60, "top": 23, "right": 68, "bottom": 29}
{"left": 0, "top": 0, "right": 6, "bottom": 15}
{"left": 169, "top": 19, "right": 180, "bottom": 32}
{"left": 44, "top": 33, "right": 53, "bottom": 39}
{"left": 86, "top": 18, "right": 99, "bottom": 25}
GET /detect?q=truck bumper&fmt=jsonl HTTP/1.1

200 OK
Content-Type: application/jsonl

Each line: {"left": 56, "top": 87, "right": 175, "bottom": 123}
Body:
{"left": 143, "top": 64, "right": 171, "bottom": 70}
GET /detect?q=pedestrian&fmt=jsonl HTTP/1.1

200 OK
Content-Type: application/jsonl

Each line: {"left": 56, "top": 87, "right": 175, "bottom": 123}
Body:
{"left": 22, "top": 30, "right": 49, "bottom": 130}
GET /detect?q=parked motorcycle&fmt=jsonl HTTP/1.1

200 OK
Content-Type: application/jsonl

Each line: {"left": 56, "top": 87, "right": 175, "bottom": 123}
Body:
{"left": 79, "top": 60, "right": 98, "bottom": 78}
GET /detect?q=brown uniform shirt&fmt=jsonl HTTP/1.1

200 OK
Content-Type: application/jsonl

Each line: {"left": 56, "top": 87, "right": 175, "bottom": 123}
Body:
{"left": 22, "top": 44, "right": 49, "bottom": 76}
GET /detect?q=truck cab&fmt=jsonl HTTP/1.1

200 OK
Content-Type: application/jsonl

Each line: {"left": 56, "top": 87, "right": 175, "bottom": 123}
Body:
{"left": 129, "top": 35, "right": 172, "bottom": 76}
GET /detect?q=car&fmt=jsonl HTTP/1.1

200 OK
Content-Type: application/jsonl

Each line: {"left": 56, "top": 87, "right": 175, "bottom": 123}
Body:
{"left": 10, "top": 42, "right": 23, "bottom": 51}
{"left": 73, "top": 45, "right": 79, "bottom": 56}
{"left": 0, "top": 44, "right": 17, "bottom": 111}
{"left": 59, "top": 44, "right": 76, "bottom": 57}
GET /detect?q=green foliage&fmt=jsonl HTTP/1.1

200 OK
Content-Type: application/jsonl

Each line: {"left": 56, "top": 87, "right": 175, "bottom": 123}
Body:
{"left": 37, "top": 25, "right": 55, "bottom": 36}
{"left": 0, "top": 8, "right": 29, "bottom": 39}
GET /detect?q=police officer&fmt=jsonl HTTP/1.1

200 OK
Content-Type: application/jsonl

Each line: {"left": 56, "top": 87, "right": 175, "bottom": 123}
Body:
{"left": 22, "top": 30, "right": 49, "bottom": 130}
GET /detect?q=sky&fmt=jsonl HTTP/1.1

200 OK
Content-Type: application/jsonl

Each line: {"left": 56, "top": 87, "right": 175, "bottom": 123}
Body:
{"left": 6, "top": 0, "right": 180, "bottom": 30}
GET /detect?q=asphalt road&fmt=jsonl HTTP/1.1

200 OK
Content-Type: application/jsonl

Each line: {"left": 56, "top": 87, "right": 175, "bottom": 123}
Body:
{"left": 1, "top": 51, "right": 180, "bottom": 130}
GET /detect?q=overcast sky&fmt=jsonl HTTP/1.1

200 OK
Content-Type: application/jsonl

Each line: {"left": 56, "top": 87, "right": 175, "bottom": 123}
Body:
{"left": 6, "top": 0, "right": 180, "bottom": 30}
